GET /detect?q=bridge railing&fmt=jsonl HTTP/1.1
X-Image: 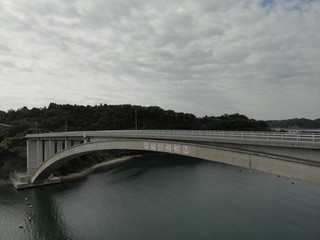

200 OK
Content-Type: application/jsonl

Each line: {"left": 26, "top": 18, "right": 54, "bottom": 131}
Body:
{"left": 26, "top": 130, "right": 320, "bottom": 145}
{"left": 89, "top": 130, "right": 320, "bottom": 145}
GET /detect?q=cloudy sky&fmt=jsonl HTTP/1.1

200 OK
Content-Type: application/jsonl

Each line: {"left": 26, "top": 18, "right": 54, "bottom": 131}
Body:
{"left": 0, "top": 0, "right": 319, "bottom": 120}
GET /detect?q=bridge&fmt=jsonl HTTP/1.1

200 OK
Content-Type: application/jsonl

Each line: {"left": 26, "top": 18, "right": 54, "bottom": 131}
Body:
{"left": 11, "top": 130, "right": 320, "bottom": 189}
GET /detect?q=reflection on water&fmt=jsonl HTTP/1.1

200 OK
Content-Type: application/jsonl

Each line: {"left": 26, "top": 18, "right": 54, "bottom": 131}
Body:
{"left": 0, "top": 187, "right": 72, "bottom": 240}
{"left": 1, "top": 154, "right": 320, "bottom": 240}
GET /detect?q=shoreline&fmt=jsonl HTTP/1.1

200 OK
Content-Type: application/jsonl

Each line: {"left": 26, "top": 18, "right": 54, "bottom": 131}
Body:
{"left": 0, "top": 154, "right": 143, "bottom": 188}
{"left": 59, "top": 154, "right": 143, "bottom": 182}
{"left": 0, "top": 179, "right": 10, "bottom": 187}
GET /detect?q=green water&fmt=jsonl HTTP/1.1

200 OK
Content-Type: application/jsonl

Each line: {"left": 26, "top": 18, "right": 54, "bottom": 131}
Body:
{"left": 1, "top": 154, "right": 320, "bottom": 240}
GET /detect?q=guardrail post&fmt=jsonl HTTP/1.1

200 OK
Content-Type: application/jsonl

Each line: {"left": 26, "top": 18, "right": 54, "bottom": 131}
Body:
{"left": 83, "top": 132, "right": 87, "bottom": 143}
{"left": 312, "top": 134, "right": 315, "bottom": 144}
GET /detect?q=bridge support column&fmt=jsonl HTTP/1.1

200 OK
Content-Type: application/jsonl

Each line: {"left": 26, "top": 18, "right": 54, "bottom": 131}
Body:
{"left": 44, "top": 140, "right": 56, "bottom": 161}
{"left": 12, "top": 138, "right": 61, "bottom": 189}
{"left": 27, "top": 140, "right": 37, "bottom": 174}
{"left": 37, "top": 140, "right": 44, "bottom": 166}
{"left": 26, "top": 139, "right": 47, "bottom": 173}
{"left": 44, "top": 141, "right": 50, "bottom": 161}
{"left": 49, "top": 139, "right": 55, "bottom": 156}
{"left": 57, "top": 141, "right": 63, "bottom": 152}
{"left": 65, "top": 139, "right": 71, "bottom": 148}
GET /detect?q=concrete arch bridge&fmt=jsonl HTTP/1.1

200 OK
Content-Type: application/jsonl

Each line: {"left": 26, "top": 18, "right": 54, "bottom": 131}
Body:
{"left": 11, "top": 130, "right": 320, "bottom": 189}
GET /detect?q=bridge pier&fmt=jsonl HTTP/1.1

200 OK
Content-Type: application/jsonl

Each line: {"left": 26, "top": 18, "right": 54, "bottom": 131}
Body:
{"left": 27, "top": 140, "right": 37, "bottom": 174}
{"left": 27, "top": 138, "right": 74, "bottom": 173}
{"left": 11, "top": 138, "right": 63, "bottom": 189}
{"left": 57, "top": 140, "right": 63, "bottom": 152}
{"left": 47, "top": 140, "right": 55, "bottom": 159}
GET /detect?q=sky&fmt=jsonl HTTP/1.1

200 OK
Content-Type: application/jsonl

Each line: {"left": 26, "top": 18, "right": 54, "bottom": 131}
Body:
{"left": 0, "top": 0, "right": 319, "bottom": 120}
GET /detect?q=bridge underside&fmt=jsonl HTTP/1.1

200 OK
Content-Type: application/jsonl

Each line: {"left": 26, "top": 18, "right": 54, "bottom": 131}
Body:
{"left": 30, "top": 139, "right": 320, "bottom": 185}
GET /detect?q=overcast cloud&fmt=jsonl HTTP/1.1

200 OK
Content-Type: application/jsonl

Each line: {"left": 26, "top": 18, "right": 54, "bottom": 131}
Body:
{"left": 0, "top": 0, "right": 319, "bottom": 120}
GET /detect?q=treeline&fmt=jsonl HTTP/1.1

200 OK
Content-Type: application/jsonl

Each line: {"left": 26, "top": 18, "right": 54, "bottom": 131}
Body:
{"left": 266, "top": 118, "right": 320, "bottom": 130}
{"left": 1, "top": 103, "right": 269, "bottom": 134}
{"left": 0, "top": 103, "right": 269, "bottom": 180}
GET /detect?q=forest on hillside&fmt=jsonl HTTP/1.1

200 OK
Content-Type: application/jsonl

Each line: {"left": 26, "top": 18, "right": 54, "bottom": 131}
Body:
{"left": 266, "top": 118, "right": 320, "bottom": 130}
{"left": 0, "top": 103, "right": 269, "bottom": 134}
{"left": 0, "top": 103, "right": 269, "bottom": 180}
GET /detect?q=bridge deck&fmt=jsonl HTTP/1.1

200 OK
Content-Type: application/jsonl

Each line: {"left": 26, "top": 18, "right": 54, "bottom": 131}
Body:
{"left": 26, "top": 130, "right": 320, "bottom": 148}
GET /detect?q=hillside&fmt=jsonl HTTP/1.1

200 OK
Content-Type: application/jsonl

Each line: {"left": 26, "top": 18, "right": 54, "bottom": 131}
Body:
{"left": 266, "top": 118, "right": 320, "bottom": 130}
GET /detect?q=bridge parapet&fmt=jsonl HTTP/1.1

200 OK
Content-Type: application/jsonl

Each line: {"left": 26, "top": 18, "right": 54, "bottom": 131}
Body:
{"left": 24, "top": 130, "right": 320, "bottom": 175}
{"left": 26, "top": 130, "right": 320, "bottom": 147}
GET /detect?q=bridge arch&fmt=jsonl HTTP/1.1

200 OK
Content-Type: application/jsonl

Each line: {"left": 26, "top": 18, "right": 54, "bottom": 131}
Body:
{"left": 31, "top": 139, "right": 320, "bottom": 184}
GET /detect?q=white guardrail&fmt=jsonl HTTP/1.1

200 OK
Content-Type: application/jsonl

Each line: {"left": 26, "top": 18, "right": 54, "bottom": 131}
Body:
{"left": 27, "top": 130, "right": 320, "bottom": 145}
{"left": 88, "top": 130, "right": 320, "bottom": 145}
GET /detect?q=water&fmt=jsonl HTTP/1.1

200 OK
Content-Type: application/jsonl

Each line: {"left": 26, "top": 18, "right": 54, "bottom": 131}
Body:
{"left": 1, "top": 154, "right": 320, "bottom": 240}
